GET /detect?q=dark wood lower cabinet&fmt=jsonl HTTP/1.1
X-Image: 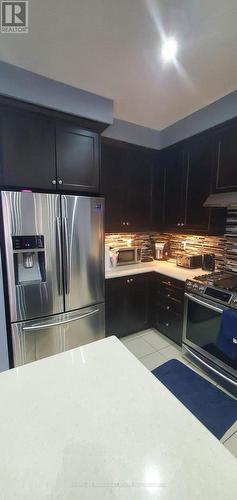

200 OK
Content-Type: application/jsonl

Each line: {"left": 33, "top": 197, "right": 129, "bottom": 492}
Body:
{"left": 105, "top": 272, "right": 184, "bottom": 345}
{"left": 152, "top": 273, "right": 184, "bottom": 346}
{"left": 105, "top": 273, "right": 151, "bottom": 338}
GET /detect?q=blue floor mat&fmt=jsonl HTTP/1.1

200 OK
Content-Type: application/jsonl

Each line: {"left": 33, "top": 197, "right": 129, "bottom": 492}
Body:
{"left": 152, "top": 359, "right": 237, "bottom": 439}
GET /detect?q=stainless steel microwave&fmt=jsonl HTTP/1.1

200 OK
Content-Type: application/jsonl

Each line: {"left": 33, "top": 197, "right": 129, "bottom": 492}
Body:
{"left": 116, "top": 246, "right": 142, "bottom": 266}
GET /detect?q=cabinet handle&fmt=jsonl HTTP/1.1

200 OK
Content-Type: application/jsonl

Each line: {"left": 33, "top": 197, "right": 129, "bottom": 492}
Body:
{"left": 167, "top": 281, "right": 171, "bottom": 285}
{"left": 122, "top": 222, "right": 126, "bottom": 226}
{"left": 52, "top": 179, "right": 56, "bottom": 185}
{"left": 181, "top": 222, "right": 184, "bottom": 227}
{"left": 126, "top": 222, "right": 129, "bottom": 226}
{"left": 130, "top": 278, "right": 133, "bottom": 283}
{"left": 58, "top": 180, "right": 63, "bottom": 185}
{"left": 166, "top": 306, "right": 170, "bottom": 310}
{"left": 165, "top": 322, "right": 169, "bottom": 327}
{"left": 126, "top": 279, "right": 130, "bottom": 284}
{"left": 167, "top": 294, "right": 171, "bottom": 298}
{"left": 177, "top": 223, "right": 181, "bottom": 227}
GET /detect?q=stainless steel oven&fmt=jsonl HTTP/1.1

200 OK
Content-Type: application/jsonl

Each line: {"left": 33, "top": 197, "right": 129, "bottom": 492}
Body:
{"left": 183, "top": 293, "right": 237, "bottom": 392}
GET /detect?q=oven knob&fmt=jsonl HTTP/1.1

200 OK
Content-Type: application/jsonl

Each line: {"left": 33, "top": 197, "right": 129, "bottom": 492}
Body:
{"left": 186, "top": 281, "right": 192, "bottom": 289}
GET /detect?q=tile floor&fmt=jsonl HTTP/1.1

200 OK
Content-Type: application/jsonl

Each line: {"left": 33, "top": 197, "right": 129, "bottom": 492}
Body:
{"left": 121, "top": 328, "right": 237, "bottom": 459}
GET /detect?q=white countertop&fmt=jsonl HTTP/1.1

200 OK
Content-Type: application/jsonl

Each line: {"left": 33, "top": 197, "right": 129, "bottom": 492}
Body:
{"left": 0, "top": 336, "right": 236, "bottom": 500}
{"left": 106, "top": 260, "right": 208, "bottom": 281}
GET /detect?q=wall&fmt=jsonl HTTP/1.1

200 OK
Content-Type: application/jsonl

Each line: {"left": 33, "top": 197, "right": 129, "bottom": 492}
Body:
{"left": 102, "top": 118, "right": 161, "bottom": 149}
{"left": 0, "top": 61, "right": 113, "bottom": 125}
{"left": 160, "top": 90, "right": 237, "bottom": 148}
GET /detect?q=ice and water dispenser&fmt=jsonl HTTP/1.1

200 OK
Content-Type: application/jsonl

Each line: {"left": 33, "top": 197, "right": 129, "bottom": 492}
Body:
{"left": 12, "top": 235, "right": 46, "bottom": 285}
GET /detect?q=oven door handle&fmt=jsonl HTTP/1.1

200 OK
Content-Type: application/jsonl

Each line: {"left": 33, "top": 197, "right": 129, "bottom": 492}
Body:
{"left": 185, "top": 293, "right": 224, "bottom": 314}
{"left": 184, "top": 345, "right": 237, "bottom": 387}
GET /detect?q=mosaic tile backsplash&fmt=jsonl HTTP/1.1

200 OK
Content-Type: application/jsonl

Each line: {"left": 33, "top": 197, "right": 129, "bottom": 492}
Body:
{"left": 105, "top": 232, "right": 226, "bottom": 270}
{"left": 105, "top": 210, "right": 237, "bottom": 272}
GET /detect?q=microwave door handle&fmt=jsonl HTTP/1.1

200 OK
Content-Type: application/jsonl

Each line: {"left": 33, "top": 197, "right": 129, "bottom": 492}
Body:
{"left": 22, "top": 308, "right": 100, "bottom": 332}
{"left": 185, "top": 293, "right": 224, "bottom": 314}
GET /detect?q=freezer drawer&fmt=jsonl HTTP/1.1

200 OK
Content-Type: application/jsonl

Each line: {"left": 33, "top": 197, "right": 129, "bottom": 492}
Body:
{"left": 11, "top": 303, "right": 105, "bottom": 367}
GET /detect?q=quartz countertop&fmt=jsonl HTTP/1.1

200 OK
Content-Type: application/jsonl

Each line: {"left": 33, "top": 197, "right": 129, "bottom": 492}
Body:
{"left": 0, "top": 336, "right": 236, "bottom": 500}
{"left": 105, "top": 260, "right": 209, "bottom": 282}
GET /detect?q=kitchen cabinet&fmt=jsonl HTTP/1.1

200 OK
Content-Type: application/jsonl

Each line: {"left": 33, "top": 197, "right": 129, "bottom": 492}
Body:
{"left": 56, "top": 124, "right": 99, "bottom": 193}
{"left": 0, "top": 102, "right": 100, "bottom": 193}
{"left": 215, "top": 123, "right": 237, "bottom": 191}
{"left": 0, "top": 106, "right": 55, "bottom": 190}
{"left": 101, "top": 139, "right": 154, "bottom": 232}
{"left": 162, "top": 144, "right": 186, "bottom": 230}
{"left": 184, "top": 136, "right": 214, "bottom": 232}
{"left": 105, "top": 274, "right": 151, "bottom": 337}
{"left": 151, "top": 160, "right": 165, "bottom": 230}
{"left": 152, "top": 273, "right": 184, "bottom": 346}
{"left": 162, "top": 136, "right": 225, "bottom": 235}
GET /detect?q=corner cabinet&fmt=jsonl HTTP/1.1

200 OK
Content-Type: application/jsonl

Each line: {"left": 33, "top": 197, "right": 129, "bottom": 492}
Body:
{"left": 105, "top": 274, "right": 151, "bottom": 338}
{"left": 101, "top": 139, "right": 155, "bottom": 232}
{"left": 56, "top": 124, "right": 99, "bottom": 193}
{"left": 0, "top": 106, "right": 56, "bottom": 190}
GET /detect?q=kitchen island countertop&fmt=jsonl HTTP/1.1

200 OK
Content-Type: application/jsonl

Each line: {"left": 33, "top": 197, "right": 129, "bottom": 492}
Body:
{"left": 0, "top": 336, "right": 236, "bottom": 500}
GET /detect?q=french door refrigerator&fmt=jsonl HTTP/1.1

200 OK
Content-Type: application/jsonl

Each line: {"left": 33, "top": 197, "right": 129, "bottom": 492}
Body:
{"left": 1, "top": 191, "right": 105, "bottom": 367}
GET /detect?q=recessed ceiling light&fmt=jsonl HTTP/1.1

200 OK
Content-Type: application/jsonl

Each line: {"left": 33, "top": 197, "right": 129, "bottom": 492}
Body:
{"left": 161, "top": 37, "right": 178, "bottom": 62}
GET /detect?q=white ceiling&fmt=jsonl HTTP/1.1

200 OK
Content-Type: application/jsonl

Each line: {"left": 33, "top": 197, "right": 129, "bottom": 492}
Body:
{"left": 0, "top": 0, "right": 237, "bottom": 130}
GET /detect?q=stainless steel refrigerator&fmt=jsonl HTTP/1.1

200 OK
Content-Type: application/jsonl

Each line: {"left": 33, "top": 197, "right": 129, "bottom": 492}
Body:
{"left": 1, "top": 191, "right": 105, "bottom": 367}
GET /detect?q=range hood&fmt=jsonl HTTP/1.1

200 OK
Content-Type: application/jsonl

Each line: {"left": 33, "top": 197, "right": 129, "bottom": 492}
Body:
{"left": 204, "top": 192, "right": 237, "bottom": 208}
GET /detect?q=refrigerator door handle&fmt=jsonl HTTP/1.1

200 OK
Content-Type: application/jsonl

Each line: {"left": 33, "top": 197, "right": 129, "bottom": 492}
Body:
{"left": 56, "top": 217, "right": 63, "bottom": 295}
{"left": 22, "top": 308, "right": 100, "bottom": 332}
{"left": 63, "top": 217, "right": 70, "bottom": 295}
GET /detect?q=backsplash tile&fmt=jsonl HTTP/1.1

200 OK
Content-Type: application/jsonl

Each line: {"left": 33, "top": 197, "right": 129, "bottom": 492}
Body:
{"left": 105, "top": 232, "right": 226, "bottom": 270}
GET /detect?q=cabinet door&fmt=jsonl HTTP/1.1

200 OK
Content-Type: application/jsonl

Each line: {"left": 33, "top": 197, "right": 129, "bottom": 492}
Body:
{"left": 151, "top": 160, "right": 165, "bottom": 231}
{"left": 101, "top": 142, "right": 126, "bottom": 232}
{"left": 56, "top": 124, "right": 99, "bottom": 192}
{"left": 184, "top": 136, "right": 213, "bottom": 231}
{"left": 123, "top": 148, "right": 153, "bottom": 231}
{"left": 105, "top": 277, "right": 127, "bottom": 337}
{"left": 105, "top": 274, "right": 150, "bottom": 338}
{"left": 163, "top": 145, "right": 185, "bottom": 230}
{"left": 0, "top": 107, "right": 56, "bottom": 189}
{"left": 215, "top": 124, "right": 237, "bottom": 190}
{"left": 126, "top": 274, "right": 150, "bottom": 333}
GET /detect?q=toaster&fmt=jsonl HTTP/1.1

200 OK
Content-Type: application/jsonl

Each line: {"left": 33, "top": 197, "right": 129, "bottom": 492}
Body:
{"left": 176, "top": 253, "right": 202, "bottom": 269}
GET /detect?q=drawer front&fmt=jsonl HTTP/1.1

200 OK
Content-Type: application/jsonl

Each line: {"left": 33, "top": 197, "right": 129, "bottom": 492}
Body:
{"left": 155, "top": 273, "right": 184, "bottom": 292}
{"left": 155, "top": 283, "right": 184, "bottom": 302}
{"left": 154, "top": 306, "right": 183, "bottom": 345}
{"left": 154, "top": 290, "right": 184, "bottom": 314}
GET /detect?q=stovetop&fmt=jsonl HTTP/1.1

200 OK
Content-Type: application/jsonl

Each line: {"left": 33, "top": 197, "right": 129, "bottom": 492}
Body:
{"left": 193, "top": 271, "right": 237, "bottom": 291}
{"left": 186, "top": 271, "right": 237, "bottom": 307}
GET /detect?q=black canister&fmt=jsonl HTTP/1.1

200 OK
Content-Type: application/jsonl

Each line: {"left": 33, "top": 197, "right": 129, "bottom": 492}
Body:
{"left": 202, "top": 253, "right": 215, "bottom": 271}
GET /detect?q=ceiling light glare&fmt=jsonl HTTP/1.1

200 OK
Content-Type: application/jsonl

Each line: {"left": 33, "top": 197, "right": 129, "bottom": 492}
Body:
{"left": 161, "top": 37, "right": 178, "bottom": 62}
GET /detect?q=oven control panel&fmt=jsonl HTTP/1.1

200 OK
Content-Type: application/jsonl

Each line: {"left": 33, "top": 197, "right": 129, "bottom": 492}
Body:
{"left": 185, "top": 280, "right": 237, "bottom": 308}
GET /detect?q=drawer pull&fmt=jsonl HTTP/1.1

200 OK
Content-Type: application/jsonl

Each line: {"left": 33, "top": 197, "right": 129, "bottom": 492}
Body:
{"left": 167, "top": 294, "right": 171, "bottom": 298}
{"left": 165, "top": 322, "right": 169, "bottom": 327}
{"left": 166, "top": 305, "right": 170, "bottom": 310}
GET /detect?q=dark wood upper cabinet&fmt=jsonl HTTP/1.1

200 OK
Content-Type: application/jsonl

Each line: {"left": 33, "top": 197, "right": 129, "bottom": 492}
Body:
{"left": 101, "top": 141, "right": 126, "bottom": 231}
{"left": 123, "top": 148, "right": 152, "bottom": 231}
{"left": 163, "top": 145, "right": 186, "bottom": 230}
{"left": 184, "top": 136, "right": 214, "bottom": 231}
{"left": 56, "top": 124, "right": 99, "bottom": 193}
{"left": 151, "top": 156, "right": 164, "bottom": 230}
{"left": 215, "top": 124, "right": 237, "bottom": 191}
{"left": 0, "top": 107, "right": 55, "bottom": 190}
{"left": 101, "top": 139, "right": 154, "bottom": 232}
